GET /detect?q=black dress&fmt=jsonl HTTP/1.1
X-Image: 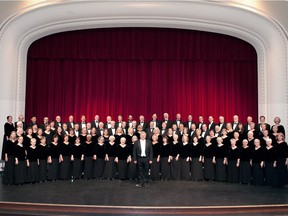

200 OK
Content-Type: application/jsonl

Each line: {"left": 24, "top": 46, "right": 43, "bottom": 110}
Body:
{"left": 150, "top": 142, "right": 161, "bottom": 180}
{"left": 26, "top": 146, "right": 39, "bottom": 183}
{"left": 93, "top": 143, "right": 106, "bottom": 178}
{"left": 264, "top": 146, "right": 277, "bottom": 186}
{"left": 190, "top": 142, "right": 204, "bottom": 181}
{"left": 116, "top": 144, "right": 130, "bottom": 180}
{"left": 251, "top": 147, "right": 265, "bottom": 186}
{"left": 203, "top": 143, "right": 215, "bottom": 181}
{"left": 14, "top": 144, "right": 26, "bottom": 185}
{"left": 2, "top": 122, "right": 15, "bottom": 160}
{"left": 215, "top": 144, "right": 227, "bottom": 182}
{"left": 239, "top": 146, "right": 252, "bottom": 184}
{"left": 59, "top": 142, "right": 71, "bottom": 180}
{"left": 170, "top": 142, "right": 181, "bottom": 180}
{"left": 44, "top": 131, "right": 53, "bottom": 146}
{"left": 275, "top": 142, "right": 288, "bottom": 187}
{"left": 47, "top": 142, "right": 60, "bottom": 180}
{"left": 127, "top": 143, "right": 137, "bottom": 180}
{"left": 227, "top": 147, "right": 240, "bottom": 183}
{"left": 160, "top": 143, "right": 171, "bottom": 180}
{"left": 83, "top": 142, "right": 94, "bottom": 179}
{"left": 71, "top": 143, "right": 84, "bottom": 179}
{"left": 3, "top": 140, "right": 17, "bottom": 184}
{"left": 38, "top": 144, "right": 48, "bottom": 181}
{"left": 180, "top": 142, "right": 191, "bottom": 180}
{"left": 103, "top": 143, "right": 117, "bottom": 179}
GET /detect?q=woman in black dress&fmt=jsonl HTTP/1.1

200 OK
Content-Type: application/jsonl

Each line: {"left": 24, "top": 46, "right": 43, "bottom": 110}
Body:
{"left": 26, "top": 138, "right": 39, "bottom": 183}
{"left": 2, "top": 116, "right": 15, "bottom": 160}
{"left": 233, "top": 132, "right": 242, "bottom": 148}
{"left": 127, "top": 135, "right": 138, "bottom": 180}
{"left": 38, "top": 136, "right": 48, "bottom": 182}
{"left": 190, "top": 136, "right": 203, "bottom": 181}
{"left": 214, "top": 137, "right": 227, "bottom": 182}
{"left": 59, "top": 135, "right": 72, "bottom": 180}
{"left": 227, "top": 139, "right": 240, "bottom": 183}
{"left": 47, "top": 135, "right": 61, "bottom": 181}
{"left": 93, "top": 136, "right": 107, "bottom": 179}
{"left": 103, "top": 129, "right": 110, "bottom": 144}
{"left": 170, "top": 134, "right": 181, "bottom": 180}
{"left": 239, "top": 139, "right": 252, "bottom": 184}
{"left": 115, "top": 128, "right": 125, "bottom": 145}
{"left": 14, "top": 136, "right": 26, "bottom": 185}
{"left": 160, "top": 136, "right": 171, "bottom": 180}
{"left": 71, "top": 137, "right": 84, "bottom": 180}
{"left": 180, "top": 135, "right": 191, "bottom": 181}
{"left": 264, "top": 138, "right": 277, "bottom": 186}
{"left": 125, "top": 127, "right": 134, "bottom": 146}
{"left": 274, "top": 133, "right": 288, "bottom": 187}
{"left": 83, "top": 135, "right": 94, "bottom": 179}
{"left": 68, "top": 128, "right": 76, "bottom": 145}
{"left": 103, "top": 136, "right": 117, "bottom": 180}
{"left": 251, "top": 139, "right": 265, "bottom": 186}
{"left": 166, "top": 128, "right": 174, "bottom": 144}
{"left": 3, "top": 131, "right": 17, "bottom": 185}
{"left": 90, "top": 127, "right": 99, "bottom": 144}
{"left": 35, "top": 128, "right": 43, "bottom": 146}
{"left": 202, "top": 136, "right": 215, "bottom": 181}
{"left": 271, "top": 117, "right": 285, "bottom": 136}
{"left": 260, "top": 130, "right": 270, "bottom": 148}
{"left": 221, "top": 129, "right": 230, "bottom": 150}
{"left": 44, "top": 125, "right": 53, "bottom": 146}
{"left": 150, "top": 134, "right": 161, "bottom": 180}
{"left": 115, "top": 137, "right": 131, "bottom": 180}
{"left": 24, "top": 127, "right": 33, "bottom": 150}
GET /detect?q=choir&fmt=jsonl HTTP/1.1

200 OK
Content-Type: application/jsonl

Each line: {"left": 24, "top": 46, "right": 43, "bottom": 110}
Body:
{"left": 2, "top": 114, "right": 288, "bottom": 187}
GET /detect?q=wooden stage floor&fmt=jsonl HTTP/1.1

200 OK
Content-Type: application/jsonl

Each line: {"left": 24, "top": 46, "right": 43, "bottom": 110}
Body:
{"left": 0, "top": 179, "right": 287, "bottom": 215}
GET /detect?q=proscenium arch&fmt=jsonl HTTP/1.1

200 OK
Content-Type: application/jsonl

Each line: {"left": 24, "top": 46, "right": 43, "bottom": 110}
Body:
{"left": 0, "top": 1, "right": 287, "bottom": 137}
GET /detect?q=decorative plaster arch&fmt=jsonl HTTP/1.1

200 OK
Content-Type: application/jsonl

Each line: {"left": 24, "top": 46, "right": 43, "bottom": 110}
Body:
{"left": 0, "top": 1, "right": 287, "bottom": 135}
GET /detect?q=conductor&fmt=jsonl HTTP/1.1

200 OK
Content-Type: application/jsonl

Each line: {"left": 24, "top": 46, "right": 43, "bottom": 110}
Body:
{"left": 133, "top": 131, "right": 153, "bottom": 187}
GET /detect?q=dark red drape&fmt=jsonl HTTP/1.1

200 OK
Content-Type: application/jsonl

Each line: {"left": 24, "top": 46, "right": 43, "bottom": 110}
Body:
{"left": 26, "top": 28, "right": 258, "bottom": 123}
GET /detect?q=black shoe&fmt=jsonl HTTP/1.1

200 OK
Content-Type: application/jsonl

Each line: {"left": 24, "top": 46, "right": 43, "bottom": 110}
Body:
{"left": 136, "top": 183, "right": 142, "bottom": 187}
{"left": 144, "top": 183, "right": 148, "bottom": 188}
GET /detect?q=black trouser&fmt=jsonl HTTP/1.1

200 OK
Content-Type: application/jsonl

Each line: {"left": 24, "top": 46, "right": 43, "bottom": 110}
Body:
{"left": 137, "top": 157, "right": 149, "bottom": 184}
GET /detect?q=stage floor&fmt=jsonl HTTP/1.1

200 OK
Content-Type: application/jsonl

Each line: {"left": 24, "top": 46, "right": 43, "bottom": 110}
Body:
{"left": 0, "top": 179, "right": 287, "bottom": 215}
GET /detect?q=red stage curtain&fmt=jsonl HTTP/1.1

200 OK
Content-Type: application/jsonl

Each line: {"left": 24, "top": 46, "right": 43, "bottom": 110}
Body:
{"left": 26, "top": 28, "right": 258, "bottom": 123}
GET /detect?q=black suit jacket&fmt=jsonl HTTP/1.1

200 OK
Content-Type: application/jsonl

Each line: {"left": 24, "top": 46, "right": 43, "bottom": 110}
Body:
{"left": 173, "top": 120, "right": 183, "bottom": 128}
{"left": 184, "top": 121, "right": 196, "bottom": 129}
{"left": 91, "top": 121, "right": 100, "bottom": 129}
{"left": 138, "top": 122, "right": 147, "bottom": 130}
{"left": 149, "top": 120, "right": 162, "bottom": 129}
{"left": 66, "top": 122, "right": 75, "bottom": 130}
{"left": 208, "top": 122, "right": 216, "bottom": 131}
{"left": 133, "top": 139, "right": 153, "bottom": 161}
{"left": 218, "top": 122, "right": 227, "bottom": 131}
{"left": 55, "top": 122, "right": 63, "bottom": 129}
{"left": 162, "top": 120, "right": 173, "bottom": 128}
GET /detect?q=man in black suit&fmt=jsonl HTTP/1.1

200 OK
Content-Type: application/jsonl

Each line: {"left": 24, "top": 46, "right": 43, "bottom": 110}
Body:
{"left": 14, "top": 114, "right": 27, "bottom": 130}
{"left": 55, "top": 115, "right": 62, "bottom": 129}
{"left": 184, "top": 115, "right": 196, "bottom": 130}
{"left": 66, "top": 115, "right": 75, "bottom": 130}
{"left": 174, "top": 113, "right": 183, "bottom": 128}
{"left": 40, "top": 117, "right": 49, "bottom": 131}
{"left": 232, "top": 115, "right": 239, "bottom": 131}
{"left": 138, "top": 115, "right": 147, "bottom": 130}
{"left": 79, "top": 115, "right": 87, "bottom": 131}
{"left": 207, "top": 116, "right": 216, "bottom": 132}
{"left": 218, "top": 116, "right": 227, "bottom": 131}
{"left": 133, "top": 131, "right": 153, "bottom": 188}
{"left": 149, "top": 114, "right": 161, "bottom": 129}
{"left": 28, "top": 116, "right": 37, "bottom": 128}
{"left": 91, "top": 115, "right": 100, "bottom": 129}
{"left": 256, "top": 115, "right": 270, "bottom": 132}
{"left": 244, "top": 116, "right": 253, "bottom": 133}
{"left": 146, "top": 121, "right": 155, "bottom": 138}
{"left": 162, "top": 113, "right": 172, "bottom": 128}
{"left": 197, "top": 115, "right": 204, "bottom": 131}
